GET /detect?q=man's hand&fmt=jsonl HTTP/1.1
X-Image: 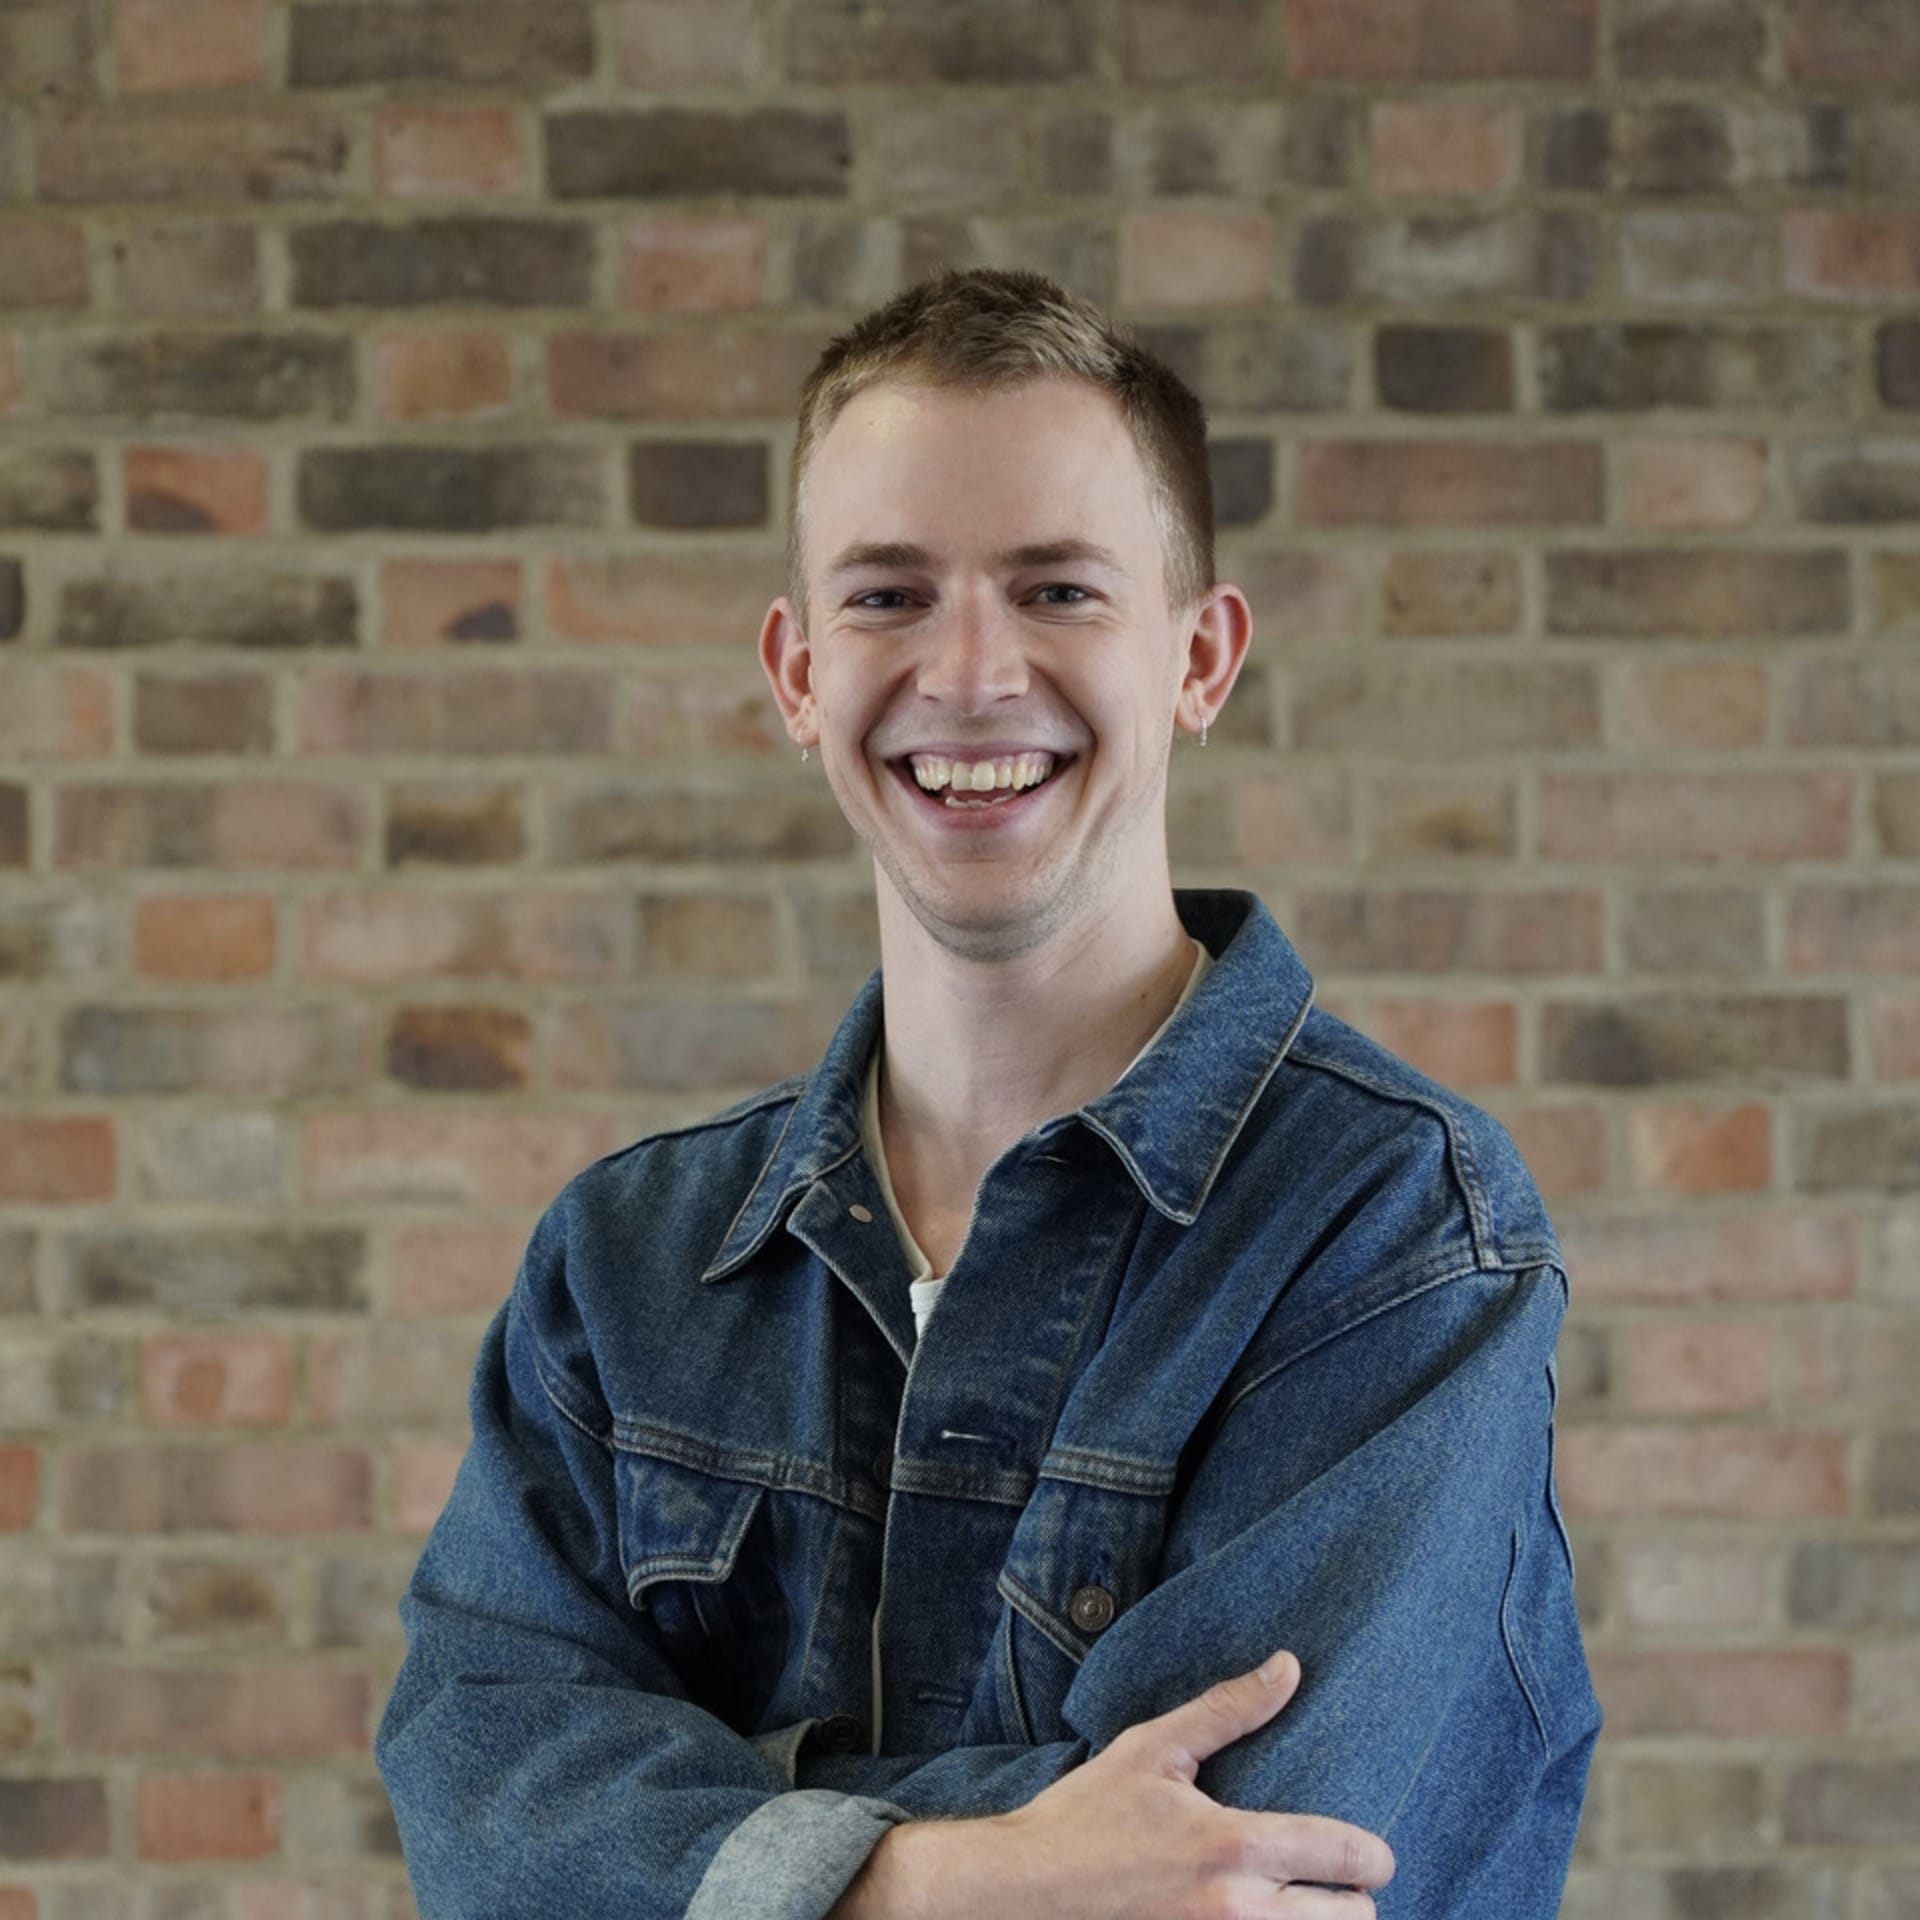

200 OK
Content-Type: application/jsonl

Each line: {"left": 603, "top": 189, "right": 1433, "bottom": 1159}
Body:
{"left": 830, "top": 1650, "right": 1395, "bottom": 1919}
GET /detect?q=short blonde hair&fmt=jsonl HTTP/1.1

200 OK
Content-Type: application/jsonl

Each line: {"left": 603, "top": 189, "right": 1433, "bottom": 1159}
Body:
{"left": 786, "top": 267, "right": 1214, "bottom": 627}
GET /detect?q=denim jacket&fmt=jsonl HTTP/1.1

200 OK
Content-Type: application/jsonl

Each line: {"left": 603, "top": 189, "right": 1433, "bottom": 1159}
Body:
{"left": 376, "top": 888, "right": 1601, "bottom": 1919}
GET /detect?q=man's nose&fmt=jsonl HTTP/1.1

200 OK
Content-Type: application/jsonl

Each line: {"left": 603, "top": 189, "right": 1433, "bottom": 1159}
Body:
{"left": 914, "top": 594, "right": 1029, "bottom": 710}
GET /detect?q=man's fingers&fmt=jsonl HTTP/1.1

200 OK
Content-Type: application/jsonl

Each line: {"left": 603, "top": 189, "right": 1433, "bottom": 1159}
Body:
{"left": 1273, "top": 1889, "right": 1378, "bottom": 1918}
{"left": 1246, "top": 1812, "right": 1395, "bottom": 1892}
{"left": 1145, "top": 1652, "right": 1300, "bottom": 1773}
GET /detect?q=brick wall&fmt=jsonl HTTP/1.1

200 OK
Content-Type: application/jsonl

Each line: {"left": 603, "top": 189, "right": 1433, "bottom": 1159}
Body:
{"left": 1, "top": 0, "right": 1916, "bottom": 1912}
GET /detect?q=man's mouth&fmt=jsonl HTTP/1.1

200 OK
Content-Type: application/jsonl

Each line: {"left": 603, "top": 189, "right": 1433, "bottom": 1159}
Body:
{"left": 896, "top": 750, "right": 1068, "bottom": 809}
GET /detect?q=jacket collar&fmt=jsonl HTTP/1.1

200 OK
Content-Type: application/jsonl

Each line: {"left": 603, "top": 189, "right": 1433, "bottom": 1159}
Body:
{"left": 701, "top": 888, "right": 1314, "bottom": 1282}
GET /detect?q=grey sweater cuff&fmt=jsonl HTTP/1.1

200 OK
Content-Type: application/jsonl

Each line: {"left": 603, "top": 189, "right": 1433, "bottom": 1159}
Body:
{"left": 686, "top": 1789, "right": 913, "bottom": 1920}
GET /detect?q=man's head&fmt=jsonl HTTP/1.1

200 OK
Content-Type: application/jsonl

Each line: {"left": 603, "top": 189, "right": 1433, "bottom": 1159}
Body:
{"left": 785, "top": 268, "right": 1216, "bottom": 635}
{"left": 760, "top": 268, "right": 1250, "bottom": 964}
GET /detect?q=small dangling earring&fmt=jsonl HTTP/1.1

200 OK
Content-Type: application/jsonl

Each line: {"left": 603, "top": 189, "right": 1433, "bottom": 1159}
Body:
{"left": 800, "top": 744, "right": 810, "bottom": 764}
{"left": 1199, "top": 714, "right": 1209, "bottom": 748}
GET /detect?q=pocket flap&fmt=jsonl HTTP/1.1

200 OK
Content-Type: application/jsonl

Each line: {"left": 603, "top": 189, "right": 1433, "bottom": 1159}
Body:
{"left": 615, "top": 1448, "right": 766, "bottom": 1603}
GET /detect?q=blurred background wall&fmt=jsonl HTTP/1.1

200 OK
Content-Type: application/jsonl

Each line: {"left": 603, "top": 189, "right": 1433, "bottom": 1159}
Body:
{"left": 1, "top": 0, "right": 1917, "bottom": 1913}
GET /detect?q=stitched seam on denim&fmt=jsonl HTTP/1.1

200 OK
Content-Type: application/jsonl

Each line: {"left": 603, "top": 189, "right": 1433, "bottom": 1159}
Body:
{"left": 1039, "top": 1447, "right": 1176, "bottom": 1497}
{"left": 611, "top": 1076, "right": 804, "bottom": 1161}
{"left": 702, "top": 1089, "right": 807, "bottom": 1278}
{"left": 1286, "top": 1041, "right": 1497, "bottom": 1263}
{"left": 889, "top": 1461, "right": 1032, "bottom": 1508}
{"left": 997, "top": 1566, "right": 1088, "bottom": 1666}
{"left": 1499, "top": 1520, "right": 1553, "bottom": 1758}
{"left": 1217, "top": 1258, "right": 1562, "bottom": 1421}
{"left": 521, "top": 1303, "right": 615, "bottom": 1453}
{"left": 998, "top": 1601, "right": 1036, "bottom": 1745}
{"left": 1191, "top": 982, "right": 1315, "bottom": 1217}
{"left": 624, "top": 1483, "right": 764, "bottom": 1604}
{"left": 611, "top": 1419, "right": 881, "bottom": 1521}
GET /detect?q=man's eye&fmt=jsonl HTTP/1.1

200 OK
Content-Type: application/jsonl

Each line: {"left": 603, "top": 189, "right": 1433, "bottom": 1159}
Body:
{"left": 1034, "top": 583, "right": 1090, "bottom": 605}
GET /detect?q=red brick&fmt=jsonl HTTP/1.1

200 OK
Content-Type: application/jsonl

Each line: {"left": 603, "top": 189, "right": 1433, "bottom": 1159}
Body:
{"left": 1785, "top": 210, "right": 1920, "bottom": 303}
{"left": 1119, "top": 210, "right": 1274, "bottom": 308}
{"left": 375, "top": 331, "right": 513, "bottom": 423}
{"left": 1368, "top": 771, "right": 1517, "bottom": 860}
{"left": 62, "top": 1446, "right": 371, "bottom": 1533}
{"left": 1370, "top": 102, "right": 1521, "bottom": 194}
{"left": 125, "top": 446, "right": 270, "bottom": 535}
{"left": 1788, "top": 0, "right": 1920, "bottom": 84}
{"left": 1558, "top": 1428, "right": 1848, "bottom": 1518}
{"left": 1284, "top": 0, "right": 1595, "bottom": 79}
{"left": 137, "top": 1773, "right": 279, "bottom": 1862}
{"left": 1356, "top": 998, "right": 1517, "bottom": 1086}
{"left": 0, "top": 1447, "right": 36, "bottom": 1530}
{"left": 64, "top": 1665, "right": 369, "bottom": 1757}
{"left": 386, "top": 1005, "right": 531, "bottom": 1092}
{"left": 1625, "top": 1318, "right": 1776, "bottom": 1413}
{"left": 1618, "top": 435, "right": 1768, "bottom": 529}
{"left": 1590, "top": 1650, "right": 1848, "bottom": 1737}
{"left": 0, "top": 220, "right": 88, "bottom": 311}
{"left": 301, "top": 890, "right": 623, "bottom": 983}
{"left": 116, "top": 0, "right": 266, "bottom": 91}
{"left": 374, "top": 105, "right": 523, "bottom": 199}
{"left": 1626, "top": 1101, "right": 1772, "bottom": 1192}
{"left": 142, "top": 1332, "right": 293, "bottom": 1427}
{"left": 389, "top": 1220, "right": 529, "bottom": 1316}
{"left": 618, "top": 215, "right": 767, "bottom": 312}
{"left": 1870, "top": 995, "right": 1920, "bottom": 1079}
{"left": 1561, "top": 1211, "right": 1856, "bottom": 1305}
{"left": 1220, "top": 550, "right": 1363, "bottom": 642}
{"left": 1488, "top": 1101, "right": 1608, "bottom": 1197}
{"left": 1615, "top": 663, "right": 1767, "bottom": 750}
{"left": 114, "top": 222, "right": 259, "bottom": 318}
{"left": 628, "top": 664, "right": 790, "bottom": 758}
{"left": 545, "top": 551, "right": 786, "bottom": 645}
{"left": 380, "top": 557, "right": 522, "bottom": 648}
{"left": 0, "top": 1118, "right": 115, "bottom": 1203}
{"left": 135, "top": 895, "right": 277, "bottom": 982}
{"left": 394, "top": 1439, "right": 464, "bottom": 1533}
{"left": 1295, "top": 440, "right": 1602, "bottom": 526}
{"left": 56, "top": 782, "right": 367, "bottom": 871}
{"left": 615, "top": 0, "right": 761, "bottom": 85}
{"left": 303, "top": 1111, "right": 624, "bottom": 1207}
{"left": 1790, "top": 886, "right": 1920, "bottom": 972}
{"left": 0, "top": 664, "right": 114, "bottom": 760}
{"left": 1229, "top": 771, "right": 1354, "bottom": 865}
{"left": 37, "top": 104, "right": 351, "bottom": 206}
{"left": 298, "top": 666, "right": 612, "bottom": 754}
{"left": 1540, "top": 771, "right": 1852, "bottom": 862}
{"left": 1379, "top": 549, "right": 1521, "bottom": 635}
{"left": 1295, "top": 888, "right": 1601, "bottom": 975}
{"left": 546, "top": 327, "right": 825, "bottom": 420}
{"left": 1547, "top": 548, "right": 1849, "bottom": 638}
{"left": 1620, "top": 1540, "right": 1779, "bottom": 1632}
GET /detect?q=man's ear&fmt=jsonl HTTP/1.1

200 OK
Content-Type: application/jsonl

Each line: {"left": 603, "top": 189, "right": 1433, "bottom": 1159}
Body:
{"left": 758, "top": 596, "right": 818, "bottom": 748}
{"left": 1176, "top": 583, "right": 1254, "bottom": 738}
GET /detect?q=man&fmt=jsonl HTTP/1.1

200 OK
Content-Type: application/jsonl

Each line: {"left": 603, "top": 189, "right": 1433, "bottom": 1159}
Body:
{"left": 376, "top": 267, "right": 1601, "bottom": 1919}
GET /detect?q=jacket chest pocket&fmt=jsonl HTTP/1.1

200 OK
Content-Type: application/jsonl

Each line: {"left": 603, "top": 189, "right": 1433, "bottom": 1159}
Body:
{"left": 994, "top": 1470, "right": 1171, "bottom": 1745}
{"left": 613, "top": 1447, "right": 788, "bottom": 1733}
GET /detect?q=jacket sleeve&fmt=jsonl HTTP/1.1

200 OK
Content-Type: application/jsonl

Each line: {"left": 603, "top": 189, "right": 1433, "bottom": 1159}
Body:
{"left": 373, "top": 1215, "right": 915, "bottom": 1920}
{"left": 789, "top": 1263, "right": 1601, "bottom": 1918}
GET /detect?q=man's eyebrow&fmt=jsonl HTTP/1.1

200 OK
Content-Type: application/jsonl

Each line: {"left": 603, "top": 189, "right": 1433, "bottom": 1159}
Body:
{"left": 824, "top": 537, "right": 1130, "bottom": 580}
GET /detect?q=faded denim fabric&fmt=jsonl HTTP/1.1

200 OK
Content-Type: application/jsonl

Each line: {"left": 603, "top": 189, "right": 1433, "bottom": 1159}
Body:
{"left": 376, "top": 888, "right": 1601, "bottom": 1920}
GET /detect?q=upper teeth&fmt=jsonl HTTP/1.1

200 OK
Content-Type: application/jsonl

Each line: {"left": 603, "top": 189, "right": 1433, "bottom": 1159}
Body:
{"left": 910, "top": 753, "right": 1056, "bottom": 794}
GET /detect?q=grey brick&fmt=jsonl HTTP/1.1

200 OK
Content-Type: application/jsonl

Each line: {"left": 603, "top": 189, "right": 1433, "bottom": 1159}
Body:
{"left": 48, "top": 331, "right": 356, "bottom": 423}
{"left": 1787, "top": 1543, "right": 1920, "bottom": 1629}
{"left": 1541, "top": 995, "right": 1851, "bottom": 1086}
{"left": 297, "top": 446, "right": 605, "bottom": 533}
{"left": 548, "top": 109, "right": 850, "bottom": 200}
{"left": 290, "top": 219, "right": 593, "bottom": 310}
{"left": 0, "top": 449, "right": 96, "bottom": 531}
{"left": 65, "top": 1228, "right": 370, "bottom": 1316}
{"left": 288, "top": 2, "right": 593, "bottom": 86}
{"left": 56, "top": 571, "right": 358, "bottom": 650}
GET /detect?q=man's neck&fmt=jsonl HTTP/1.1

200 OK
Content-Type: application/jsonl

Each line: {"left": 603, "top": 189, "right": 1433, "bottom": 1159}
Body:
{"left": 872, "top": 882, "right": 1198, "bottom": 1228}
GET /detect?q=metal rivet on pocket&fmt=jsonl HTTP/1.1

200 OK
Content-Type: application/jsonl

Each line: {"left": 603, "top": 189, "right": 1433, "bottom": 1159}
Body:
{"left": 1068, "top": 1584, "right": 1116, "bottom": 1634}
{"left": 849, "top": 1203, "right": 874, "bottom": 1223}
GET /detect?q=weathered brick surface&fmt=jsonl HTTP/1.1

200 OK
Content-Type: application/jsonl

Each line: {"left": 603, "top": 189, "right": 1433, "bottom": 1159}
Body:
{"left": 0, "top": 7, "right": 1912, "bottom": 1909}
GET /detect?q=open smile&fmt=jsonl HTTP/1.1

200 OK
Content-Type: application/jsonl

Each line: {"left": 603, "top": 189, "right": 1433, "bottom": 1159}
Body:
{"left": 887, "top": 750, "right": 1076, "bottom": 825}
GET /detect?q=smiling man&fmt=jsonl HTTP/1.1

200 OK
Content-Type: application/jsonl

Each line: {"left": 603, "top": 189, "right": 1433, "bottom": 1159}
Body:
{"left": 376, "top": 268, "right": 1600, "bottom": 1920}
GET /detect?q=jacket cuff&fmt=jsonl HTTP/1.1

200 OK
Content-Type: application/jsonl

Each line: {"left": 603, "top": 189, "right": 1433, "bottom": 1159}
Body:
{"left": 685, "top": 1789, "right": 912, "bottom": 1920}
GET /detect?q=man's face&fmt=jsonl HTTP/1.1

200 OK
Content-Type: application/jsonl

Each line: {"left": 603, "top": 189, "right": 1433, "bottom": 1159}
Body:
{"left": 764, "top": 374, "right": 1212, "bottom": 962}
